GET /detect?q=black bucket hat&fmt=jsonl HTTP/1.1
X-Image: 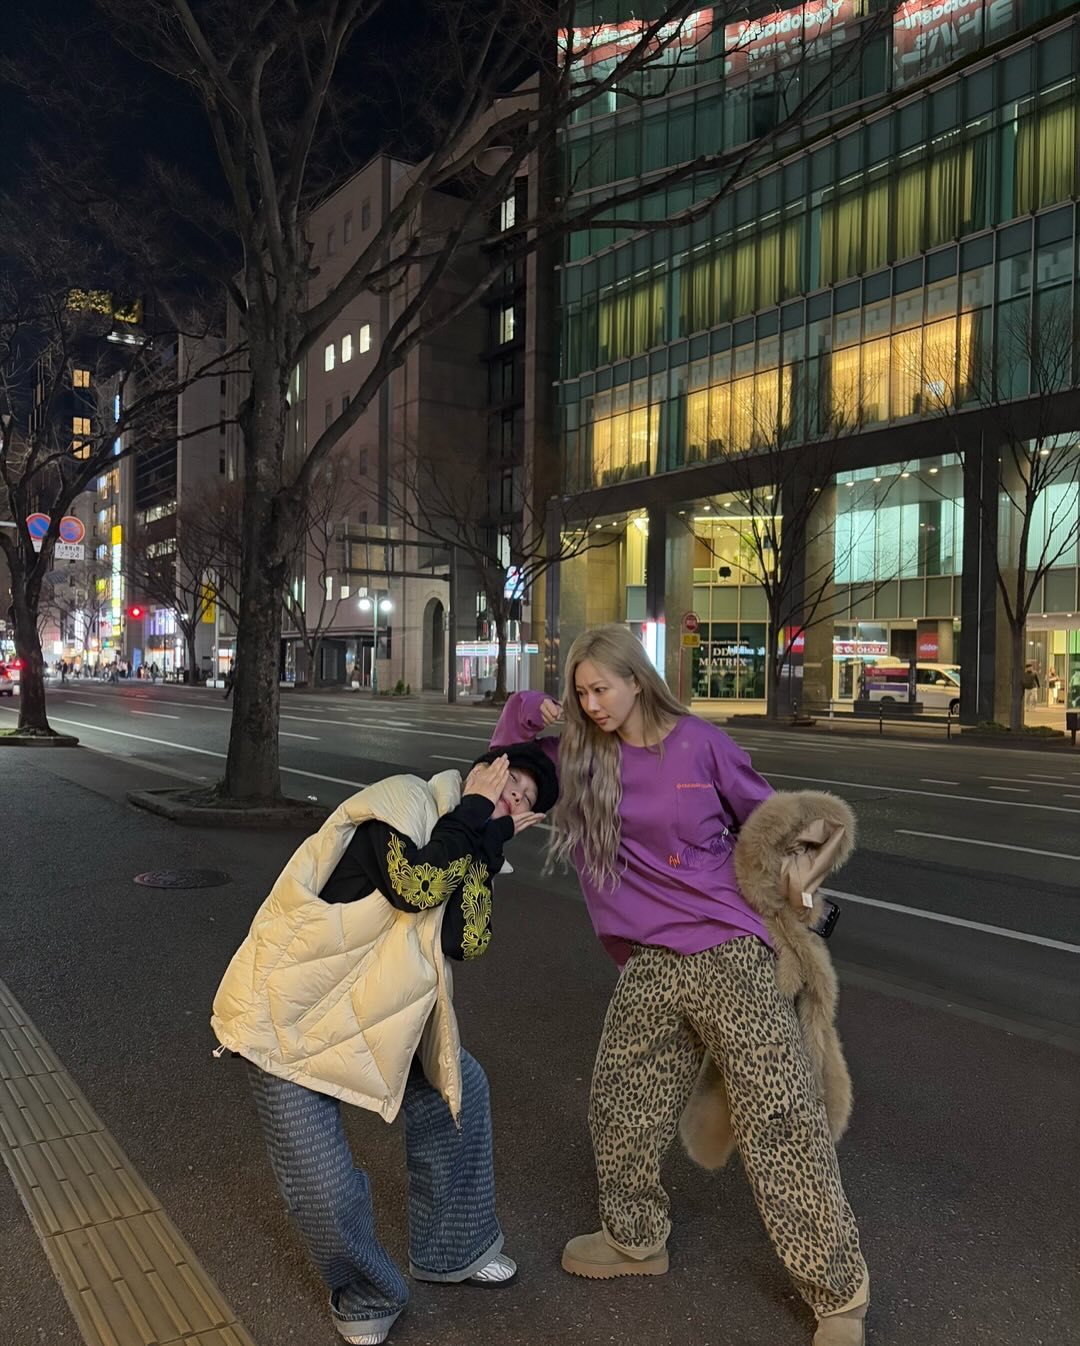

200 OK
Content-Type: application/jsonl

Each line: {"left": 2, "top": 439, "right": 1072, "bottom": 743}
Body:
{"left": 472, "top": 741, "right": 559, "bottom": 814}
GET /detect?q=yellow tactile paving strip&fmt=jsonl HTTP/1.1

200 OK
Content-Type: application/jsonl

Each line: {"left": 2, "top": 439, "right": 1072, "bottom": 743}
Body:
{"left": 0, "top": 978, "right": 258, "bottom": 1346}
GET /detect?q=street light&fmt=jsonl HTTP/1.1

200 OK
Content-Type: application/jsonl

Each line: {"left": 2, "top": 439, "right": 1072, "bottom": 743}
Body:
{"left": 358, "top": 595, "right": 393, "bottom": 695}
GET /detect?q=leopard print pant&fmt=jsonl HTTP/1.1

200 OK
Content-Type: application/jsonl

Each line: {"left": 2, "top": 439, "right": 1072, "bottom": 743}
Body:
{"left": 588, "top": 936, "right": 867, "bottom": 1317}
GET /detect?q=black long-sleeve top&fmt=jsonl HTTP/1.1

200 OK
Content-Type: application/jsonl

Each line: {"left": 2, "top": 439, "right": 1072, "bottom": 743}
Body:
{"left": 318, "top": 794, "right": 515, "bottom": 960}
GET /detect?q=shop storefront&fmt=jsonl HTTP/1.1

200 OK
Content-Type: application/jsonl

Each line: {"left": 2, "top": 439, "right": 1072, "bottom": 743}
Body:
{"left": 1025, "top": 621, "right": 1080, "bottom": 709}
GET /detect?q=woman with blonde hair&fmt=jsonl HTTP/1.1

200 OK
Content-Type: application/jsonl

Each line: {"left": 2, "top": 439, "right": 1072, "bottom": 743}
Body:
{"left": 492, "top": 623, "right": 869, "bottom": 1346}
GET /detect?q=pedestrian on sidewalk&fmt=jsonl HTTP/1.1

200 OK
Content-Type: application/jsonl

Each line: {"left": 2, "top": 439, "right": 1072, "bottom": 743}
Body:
{"left": 222, "top": 659, "right": 235, "bottom": 699}
{"left": 211, "top": 743, "right": 557, "bottom": 1346}
{"left": 492, "top": 623, "right": 869, "bottom": 1346}
{"left": 1023, "top": 663, "right": 1040, "bottom": 708}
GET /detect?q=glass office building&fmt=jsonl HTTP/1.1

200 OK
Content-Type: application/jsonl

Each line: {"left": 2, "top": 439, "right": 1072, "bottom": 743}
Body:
{"left": 550, "top": 0, "right": 1080, "bottom": 719}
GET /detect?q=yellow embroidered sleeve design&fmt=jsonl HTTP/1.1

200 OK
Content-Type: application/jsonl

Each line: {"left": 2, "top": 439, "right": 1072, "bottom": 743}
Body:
{"left": 386, "top": 832, "right": 470, "bottom": 909}
{"left": 460, "top": 861, "right": 492, "bottom": 960}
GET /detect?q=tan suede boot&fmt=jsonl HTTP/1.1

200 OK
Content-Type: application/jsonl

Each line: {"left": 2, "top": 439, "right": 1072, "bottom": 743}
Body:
{"left": 813, "top": 1299, "right": 868, "bottom": 1345}
{"left": 561, "top": 1231, "right": 669, "bottom": 1279}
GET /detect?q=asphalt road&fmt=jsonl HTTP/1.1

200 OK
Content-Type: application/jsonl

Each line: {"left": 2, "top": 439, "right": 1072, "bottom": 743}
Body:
{"left": 1, "top": 686, "right": 1078, "bottom": 1346}
{"left": 4, "top": 679, "right": 1078, "bottom": 1035}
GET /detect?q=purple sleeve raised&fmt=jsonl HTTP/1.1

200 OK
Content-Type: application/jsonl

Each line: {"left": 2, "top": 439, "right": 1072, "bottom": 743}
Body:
{"left": 710, "top": 725, "right": 773, "bottom": 825}
{"left": 490, "top": 690, "right": 560, "bottom": 766}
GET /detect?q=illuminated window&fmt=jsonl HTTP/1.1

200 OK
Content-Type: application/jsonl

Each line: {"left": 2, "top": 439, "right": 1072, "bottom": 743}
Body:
{"left": 73, "top": 368, "right": 91, "bottom": 388}
{"left": 499, "top": 306, "right": 516, "bottom": 344}
{"left": 342, "top": 333, "right": 353, "bottom": 362}
{"left": 500, "top": 193, "right": 516, "bottom": 232}
{"left": 72, "top": 415, "right": 92, "bottom": 459}
{"left": 324, "top": 342, "right": 335, "bottom": 372}
{"left": 358, "top": 323, "right": 371, "bottom": 353}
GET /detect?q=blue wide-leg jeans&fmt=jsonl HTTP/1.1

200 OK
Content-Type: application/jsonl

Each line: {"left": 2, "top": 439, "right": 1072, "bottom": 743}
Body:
{"left": 247, "top": 1052, "right": 502, "bottom": 1335}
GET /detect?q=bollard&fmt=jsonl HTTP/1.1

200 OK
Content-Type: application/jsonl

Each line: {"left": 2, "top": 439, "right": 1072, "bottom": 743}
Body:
{"left": 879, "top": 702, "right": 884, "bottom": 736}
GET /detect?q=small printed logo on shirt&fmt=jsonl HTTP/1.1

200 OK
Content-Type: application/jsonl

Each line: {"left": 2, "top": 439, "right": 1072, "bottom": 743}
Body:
{"left": 676, "top": 782, "right": 712, "bottom": 789}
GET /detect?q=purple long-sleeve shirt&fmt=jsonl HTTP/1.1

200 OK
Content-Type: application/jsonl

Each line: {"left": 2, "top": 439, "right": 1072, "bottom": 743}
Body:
{"left": 492, "top": 690, "right": 773, "bottom": 967}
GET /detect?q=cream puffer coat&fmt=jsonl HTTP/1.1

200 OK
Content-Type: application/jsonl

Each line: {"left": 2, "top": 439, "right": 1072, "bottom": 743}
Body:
{"left": 211, "top": 770, "right": 467, "bottom": 1122}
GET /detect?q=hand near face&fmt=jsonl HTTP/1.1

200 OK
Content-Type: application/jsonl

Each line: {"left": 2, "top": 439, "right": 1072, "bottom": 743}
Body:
{"left": 539, "top": 698, "right": 563, "bottom": 726}
{"left": 463, "top": 755, "right": 510, "bottom": 805}
{"left": 510, "top": 810, "right": 546, "bottom": 835}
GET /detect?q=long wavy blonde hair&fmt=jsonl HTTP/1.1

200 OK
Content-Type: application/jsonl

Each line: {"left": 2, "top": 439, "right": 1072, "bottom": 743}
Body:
{"left": 548, "top": 624, "right": 687, "bottom": 888}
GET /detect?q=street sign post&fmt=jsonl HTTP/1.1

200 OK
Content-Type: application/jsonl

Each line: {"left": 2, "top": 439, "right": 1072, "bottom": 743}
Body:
{"left": 678, "top": 612, "right": 700, "bottom": 701}
{"left": 55, "top": 542, "right": 85, "bottom": 561}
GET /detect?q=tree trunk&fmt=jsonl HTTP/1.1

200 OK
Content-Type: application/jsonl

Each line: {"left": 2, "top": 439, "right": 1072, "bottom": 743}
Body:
{"left": 1010, "top": 621, "right": 1026, "bottom": 732}
{"left": 9, "top": 572, "right": 51, "bottom": 734}
{"left": 494, "top": 612, "right": 508, "bottom": 701}
{"left": 766, "top": 656, "right": 781, "bottom": 721}
{"left": 310, "top": 636, "right": 323, "bottom": 687}
{"left": 221, "top": 367, "right": 291, "bottom": 803}
{"left": 185, "top": 628, "right": 199, "bottom": 686}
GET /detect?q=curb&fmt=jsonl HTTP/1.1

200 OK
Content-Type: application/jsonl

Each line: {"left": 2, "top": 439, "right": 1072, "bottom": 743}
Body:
{"left": 127, "top": 788, "right": 330, "bottom": 828}
{"left": 722, "top": 715, "right": 1076, "bottom": 751}
{"left": 0, "top": 733, "right": 80, "bottom": 748}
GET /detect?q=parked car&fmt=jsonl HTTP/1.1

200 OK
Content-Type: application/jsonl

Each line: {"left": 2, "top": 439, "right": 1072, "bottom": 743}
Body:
{"left": 0, "top": 660, "right": 21, "bottom": 696}
{"left": 862, "top": 661, "right": 961, "bottom": 714}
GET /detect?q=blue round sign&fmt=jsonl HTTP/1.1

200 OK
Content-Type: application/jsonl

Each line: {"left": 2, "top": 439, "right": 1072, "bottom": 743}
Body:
{"left": 26, "top": 513, "right": 50, "bottom": 540}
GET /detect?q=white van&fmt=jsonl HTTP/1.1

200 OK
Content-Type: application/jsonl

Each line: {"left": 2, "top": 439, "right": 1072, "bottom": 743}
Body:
{"left": 862, "top": 662, "right": 961, "bottom": 714}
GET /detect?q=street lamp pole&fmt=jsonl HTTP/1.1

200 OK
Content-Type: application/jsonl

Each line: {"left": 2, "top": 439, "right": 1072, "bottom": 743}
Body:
{"left": 359, "top": 594, "right": 393, "bottom": 697}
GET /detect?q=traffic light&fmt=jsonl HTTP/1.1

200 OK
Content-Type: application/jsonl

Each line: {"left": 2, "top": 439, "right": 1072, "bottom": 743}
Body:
{"left": 126, "top": 605, "right": 144, "bottom": 620}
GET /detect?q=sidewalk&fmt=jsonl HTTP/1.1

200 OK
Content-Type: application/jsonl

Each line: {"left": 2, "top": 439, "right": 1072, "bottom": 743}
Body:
{"left": 1, "top": 749, "right": 1076, "bottom": 1346}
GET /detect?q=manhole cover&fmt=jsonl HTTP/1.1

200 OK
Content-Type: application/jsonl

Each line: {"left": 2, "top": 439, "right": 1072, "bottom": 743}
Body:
{"left": 133, "top": 870, "right": 231, "bottom": 889}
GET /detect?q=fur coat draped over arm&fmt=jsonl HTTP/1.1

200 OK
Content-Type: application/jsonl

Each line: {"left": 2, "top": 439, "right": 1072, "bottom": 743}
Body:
{"left": 678, "top": 789, "right": 856, "bottom": 1170}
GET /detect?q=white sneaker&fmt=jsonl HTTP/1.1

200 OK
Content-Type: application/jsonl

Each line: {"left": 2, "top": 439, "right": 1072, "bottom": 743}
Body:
{"left": 466, "top": 1252, "right": 517, "bottom": 1286}
{"left": 335, "top": 1306, "right": 402, "bottom": 1344}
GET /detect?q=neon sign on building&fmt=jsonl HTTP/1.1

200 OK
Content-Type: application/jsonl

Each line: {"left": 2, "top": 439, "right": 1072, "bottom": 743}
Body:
{"left": 559, "top": 9, "right": 714, "bottom": 70}
{"left": 723, "top": 0, "right": 855, "bottom": 78}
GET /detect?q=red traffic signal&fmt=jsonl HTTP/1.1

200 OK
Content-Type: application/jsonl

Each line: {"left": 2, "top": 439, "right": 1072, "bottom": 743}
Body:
{"left": 126, "top": 605, "right": 145, "bottom": 620}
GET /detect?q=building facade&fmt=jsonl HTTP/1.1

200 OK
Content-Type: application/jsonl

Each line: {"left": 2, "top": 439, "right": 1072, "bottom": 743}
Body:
{"left": 222, "top": 150, "right": 551, "bottom": 697}
{"left": 550, "top": 0, "right": 1080, "bottom": 720}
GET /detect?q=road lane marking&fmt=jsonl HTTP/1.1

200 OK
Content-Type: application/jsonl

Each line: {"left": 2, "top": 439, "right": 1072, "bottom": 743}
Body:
{"left": 765, "top": 770, "right": 1080, "bottom": 815}
{"left": 432, "top": 754, "right": 470, "bottom": 764}
{"left": 63, "top": 699, "right": 96, "bottom": 707}
{"left": 896, "top": 829, "right": 1080, "bottom": 862}
{"left": 130, "top": 710, "right": 180, "bottom": 719}
{"left": 280, "top": 731, "right": 320, "bottom": 740}
{"left": 1025, "top": 774, "right": 1066, "bottom": 782}
{"left": 920, "top": 778, "right": 959, "bottom": 785}
{"left": 279, "top": 713, "right": 490, "bottom": 744}
{"left": 988, "top": 785, "right": 1029, "bottom": 793}
{"left": 821, "top": 887, "right": 1080, "bottom": 954}
{"left": 982, "top": 775, "right": 1047, "bottom": 786}
{"left": 0, "top": 711, "right": 369, "bottom": 792}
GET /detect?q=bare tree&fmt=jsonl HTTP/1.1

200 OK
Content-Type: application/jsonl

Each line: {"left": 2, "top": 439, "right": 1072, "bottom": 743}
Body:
{"left": 37, "top": 557, "right": 113, "bottom": 669}
{"left": 682, "top": 385, "right": 903, "bottom": 718}
{"left": 0, "top": 257, "right": 227, "bottom": 734}
{"left": 922, "top": 301, "right": 1080, "bottom": 731}
{"left": 122, "top": 485, "right": 247, "bottom": 683}
{"left": 378, "top": 441, "right": 616, "bottom": 700}
{"left": 281, "top": 446, "right": 366, "bottom": 685}
{"left": 11, "top": 0, "right": 896, "bottom": 788}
